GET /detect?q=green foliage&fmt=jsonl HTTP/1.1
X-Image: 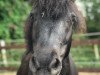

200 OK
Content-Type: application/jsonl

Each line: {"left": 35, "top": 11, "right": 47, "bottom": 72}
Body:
{"left": 80, "top": 0, "right": 100, "bottom": 33}
{"left": 0, "top": 0, "right": 100, "bottom": 39}
{"left": 0, "top": 0, "right": 31, "bottom": 39}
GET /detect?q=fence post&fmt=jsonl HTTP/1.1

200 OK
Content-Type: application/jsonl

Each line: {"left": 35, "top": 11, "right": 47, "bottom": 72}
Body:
{"left": 93, "top": 44, "right": 99, "bottom": 60}
{"left": 0, "top": 40, "right": 8, "bottom": 67}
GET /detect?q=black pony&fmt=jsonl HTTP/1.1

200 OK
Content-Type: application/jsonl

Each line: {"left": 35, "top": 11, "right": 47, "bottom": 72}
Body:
{"left": 17, "top": 0, "right": 86, "bottom": 75}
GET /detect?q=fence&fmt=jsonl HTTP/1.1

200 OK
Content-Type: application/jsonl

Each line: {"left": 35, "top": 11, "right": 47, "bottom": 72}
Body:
{"left": 0, "top": 32, "right": 100, "bottom": 71}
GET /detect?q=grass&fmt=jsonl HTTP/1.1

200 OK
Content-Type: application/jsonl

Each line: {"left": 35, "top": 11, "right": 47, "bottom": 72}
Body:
{"left": 0, "top": 49, "right": 24, "bottom": 67}
{"left": 71, "top": 46, "right": 96, "bottom": 61}
{"left": 71, "top": 45, "right": 100, "bottom": 68}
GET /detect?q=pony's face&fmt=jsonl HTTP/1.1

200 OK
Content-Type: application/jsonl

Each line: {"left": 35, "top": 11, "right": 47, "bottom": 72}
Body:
{"left": 29, "top": 19, "right": 72, "bottom": 75}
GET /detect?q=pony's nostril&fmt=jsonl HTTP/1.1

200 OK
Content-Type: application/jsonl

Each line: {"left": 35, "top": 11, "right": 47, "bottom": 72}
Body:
{"left": 31, "top": 56, "right": 40, "bottom": 69}
{"left": 32, "top": 56, "right": 36, "bottom": 65}
{"left": 50, "top": 58, "right": 60, "bottom": 69}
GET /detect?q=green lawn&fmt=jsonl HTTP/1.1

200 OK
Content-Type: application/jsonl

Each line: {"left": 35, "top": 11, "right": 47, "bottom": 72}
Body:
{"left": 71, "top": 45, "right": 100, "bottom": 68}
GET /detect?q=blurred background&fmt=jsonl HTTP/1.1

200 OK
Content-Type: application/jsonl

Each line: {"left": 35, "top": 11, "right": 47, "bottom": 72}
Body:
{"left": 0, "top": 0, "right": 100, "bottom": 75}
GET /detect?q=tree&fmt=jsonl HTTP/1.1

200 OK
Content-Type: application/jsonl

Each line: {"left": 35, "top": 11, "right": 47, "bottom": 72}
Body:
{"left": 0, "top": 0, "right": 31, "bottom": 39}
{"left": 80, "top": 0, "right": 100, "bottom": 33}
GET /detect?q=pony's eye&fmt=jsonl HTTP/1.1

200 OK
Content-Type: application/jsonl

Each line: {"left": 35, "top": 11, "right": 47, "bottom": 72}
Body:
{"left": 63, "top": 40, "right": 68, "bottom": 45}
{"left": 60, "top": 40, "right": 68, "bottom": 46}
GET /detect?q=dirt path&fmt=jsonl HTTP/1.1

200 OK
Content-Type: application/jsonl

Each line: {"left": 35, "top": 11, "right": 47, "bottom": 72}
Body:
{"left": 0, "top": 72, "right": 16, "bottom": 75}
{"left": 79, "top": 72, "right": 100, "bottom": 75}
{"left": 0, "top": 72, "right": 100, "bottom": 75}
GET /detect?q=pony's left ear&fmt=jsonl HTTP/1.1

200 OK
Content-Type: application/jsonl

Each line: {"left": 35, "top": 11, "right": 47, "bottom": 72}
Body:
{"left": 70, "top": 12, "right": 78, "bottom": 30}
{"left": 69, "top": 1, "right": 87, "bottom": 33}
{"left": 75, "top": 10, "right": 87, "bottom": 33}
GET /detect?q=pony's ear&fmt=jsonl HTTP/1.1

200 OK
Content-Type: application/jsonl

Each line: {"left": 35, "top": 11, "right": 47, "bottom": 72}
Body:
{"left": 69, "top": 1, "right": 87, "bottom": 33}
{"left": 75, "top": 10, "right": 87, "bottom": 33}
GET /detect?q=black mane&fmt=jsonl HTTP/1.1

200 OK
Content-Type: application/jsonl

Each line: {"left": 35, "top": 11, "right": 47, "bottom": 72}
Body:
{"left": 32, "top": 0, "right": 71, "bottom": 20}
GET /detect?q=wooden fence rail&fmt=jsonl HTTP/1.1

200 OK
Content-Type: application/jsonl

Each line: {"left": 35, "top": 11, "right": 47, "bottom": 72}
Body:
{"left": 0, "top": 39, "right": 100, "bottom": 67}
{"left": 0, "top": 39, "right": 100, "bottom": 50}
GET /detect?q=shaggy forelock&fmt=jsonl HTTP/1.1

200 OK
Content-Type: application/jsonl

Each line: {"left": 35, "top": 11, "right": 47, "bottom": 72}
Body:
{"left": 32, "top": 0, "right": 71, "bottom": 19}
